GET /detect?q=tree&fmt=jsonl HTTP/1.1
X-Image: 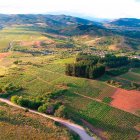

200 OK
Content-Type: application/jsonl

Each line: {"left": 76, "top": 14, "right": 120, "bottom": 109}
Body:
{"left": 11, "top": 95, "right": 19, "bottom": 104}
{"left": 17, "top": 97, "right": 29, "bottom": 107}
{"left": 54, "top": 105, "right": 67, "bottom": 118}
{"left": 38, "top": 103, "right": 48, "bottom": 113}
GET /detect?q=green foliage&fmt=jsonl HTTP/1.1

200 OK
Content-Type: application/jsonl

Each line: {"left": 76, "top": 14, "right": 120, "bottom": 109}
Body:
{"left": 106, "top": 67, "right": 129, "bottom": 76}
{"left": 130, "top": 58, "right": 140, "bottom": 68}
{"left": 102, "top": 97, "right": 113, "bottom": 104}
{"left": 104, "top": 54, "right": 130, "bottom": 68}
{"left": 0, "top": 83, "right": 22, "bottom": 98}
{"left": 76, "top": 54, "right": 99, "bottom": 65}
{"left": 38, "top": 103, "right": 48, "bottom": 113}
{"left": 2, "top": 83, "right": 17, "bottom": 93}
{"left": 0, "top": 88, "right": 2, "bottom": 93}
{"left": 120, "top": 72, "right": 140, "bottom": 83}
{"left": 13, "top": 60, "right": 22, "bottom": 64}
{"left": 0, "top": 102, "right": 75, "bottom": 140}
{"left": 48, "top": 89, "right": 68, "bottom": 99}
{"left": 11, "top": 96, "right": 43, "bottom": 110}
{"left": 62, "top": 92, "right": 140, "bottom": 140}
{"left": 55, "top": 105, "right": 67, "bottom": 118}
{"left": 11, "top": 95, "right": 19, "bottom": 104}
{"left": 66, "top": 54, "right": 105, "bottom": 79}
{"left": 107, "top": 80, "right": 122, "bottom": 87}
{"left": 88, "top": 64, "right": 105, "bottom": 79}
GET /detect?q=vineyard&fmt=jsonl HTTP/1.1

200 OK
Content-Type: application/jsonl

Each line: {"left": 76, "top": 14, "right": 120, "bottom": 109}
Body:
{"left": 0, "top": 102, "right": 77, "bottom": 140}
{"left": 61, "top": 92, "right": 140, "bottom": 140}
{"left": 0, "top": 25, "right": 140, "bottom": 140}
{"left": 119, "top": 72, "right": 140, "bottom": 83}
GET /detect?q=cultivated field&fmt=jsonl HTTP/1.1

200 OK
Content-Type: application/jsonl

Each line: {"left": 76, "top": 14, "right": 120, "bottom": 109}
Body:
{"left": 0, "top": 25, "right": 140, "bottom": 140}
{"left": 0, "top": 102, "right": 77, "bottom": 140}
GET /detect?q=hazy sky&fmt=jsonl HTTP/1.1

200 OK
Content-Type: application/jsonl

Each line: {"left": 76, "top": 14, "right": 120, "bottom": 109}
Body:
{"left": 0, "top": 0, "right": 140, "bottom": 19}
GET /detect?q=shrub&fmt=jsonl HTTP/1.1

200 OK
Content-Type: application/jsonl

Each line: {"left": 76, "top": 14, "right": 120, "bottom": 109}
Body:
{"left": 107, "top": 80, "right": 122, "bottom": 87}
{"left": 2, "top": 83, "right": 22, "bottom": 93}
{"left": 10, "top": 96, "right": 42, "bottom": 109}
{"left": 49, "top": 90, "right": 67, "bottom": 99}
{"left": 38, "top": 103, "right": 48, "bottom": 113}
{"left": 13, "top": 60, "right": 22, "bottom": 65}
{"left": 106, "top": 67, "right": 129, "bottom": 76}
{"left": 17, "top": 97, "right": 29, "bottom": 107}
{"left": 0, "top": 88, "right": 2, "bottom": 93}
{"left": 54, "top": 105, "right": 67, "bottom": 118}
{"left": 11, "top": 95, "right": 19, "bottom": 104}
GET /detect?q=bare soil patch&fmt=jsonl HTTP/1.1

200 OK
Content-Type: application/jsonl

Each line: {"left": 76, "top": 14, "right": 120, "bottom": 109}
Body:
{"left": 0, "top": 52, "right": 11, "bottom": 59}
{"left": 110, "top": 88, "right": 140, "bottom": 115}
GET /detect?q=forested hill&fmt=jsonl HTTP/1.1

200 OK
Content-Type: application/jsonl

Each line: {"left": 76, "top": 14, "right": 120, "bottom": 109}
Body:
{"left": 0, "top": 14, "right": 140, "bottom": 50}
{"left": 0, "top": 14, "right": 100, "bottom": 28}
{"left": 109, "top": 18, "right": 140, "bottom": 28}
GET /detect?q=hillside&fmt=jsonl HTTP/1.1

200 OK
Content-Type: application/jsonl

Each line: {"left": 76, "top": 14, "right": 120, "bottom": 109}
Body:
{"left": 0, "top": 14, "right": 98, "bottom": 28}
{"left": 0, "top": 102, "right": 77, "bottom": 140}
{"left": 105, "top": 18, "right": 140, "bottom": 39}
{"left": 0, "top": 14, "right": 140, "bottom": 51}
{"left": 0, "top": 14, "right": 140, "bottom": 140}
{"left": 109, "top": 18, "right": 140, "bottom": 28}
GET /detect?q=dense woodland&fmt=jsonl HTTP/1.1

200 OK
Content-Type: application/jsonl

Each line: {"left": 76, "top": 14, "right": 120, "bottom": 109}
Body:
{"left": 66, "top": 53, "right": 140, "bottom": 79}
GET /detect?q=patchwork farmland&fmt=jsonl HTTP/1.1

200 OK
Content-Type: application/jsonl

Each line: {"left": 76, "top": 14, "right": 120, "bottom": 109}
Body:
{"left": 0, "top": 23, "right": 139, "bottom": 140}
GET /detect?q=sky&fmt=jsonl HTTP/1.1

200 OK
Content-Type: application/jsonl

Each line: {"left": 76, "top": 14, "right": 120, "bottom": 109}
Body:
{"left": 0, "top": 0, "right": 140, "bottom": 19}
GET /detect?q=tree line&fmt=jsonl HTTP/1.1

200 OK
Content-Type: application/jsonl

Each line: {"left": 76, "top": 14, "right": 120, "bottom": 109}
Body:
{"left": 66, "top": 54, "right": 105, "bottom": 79}
{"left": 65, "top": 53, "right": 140, "bottom": 79}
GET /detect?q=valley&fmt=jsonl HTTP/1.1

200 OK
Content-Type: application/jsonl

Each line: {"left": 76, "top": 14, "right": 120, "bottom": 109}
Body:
{"left": 0, "top": 15, "right": 140, "bottom": 140}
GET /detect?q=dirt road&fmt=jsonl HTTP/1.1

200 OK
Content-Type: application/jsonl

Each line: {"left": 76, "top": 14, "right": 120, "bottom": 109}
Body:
{"left": 0, "top": 98, "right": 95, "bottom": 140}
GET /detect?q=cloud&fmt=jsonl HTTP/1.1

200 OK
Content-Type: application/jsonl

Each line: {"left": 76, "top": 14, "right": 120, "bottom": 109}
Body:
{"left": 0, "top": 0, "right": 139, "bottom": 19}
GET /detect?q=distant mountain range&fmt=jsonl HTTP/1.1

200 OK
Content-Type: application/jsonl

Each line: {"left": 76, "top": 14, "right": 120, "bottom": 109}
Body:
{"left": 108, "top": 18, "right": 140, "bottom": 28}
{"left": 0, "top": 14, "right": 139, "bottom": 50}
{"left": 0, "top": 14, "right": 101, "bottom": 28}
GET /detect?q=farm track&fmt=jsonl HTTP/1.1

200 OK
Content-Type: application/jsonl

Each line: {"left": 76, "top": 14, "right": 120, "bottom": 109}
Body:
{"left": 0, "top": 98, "right": 95, "bottom": 140}
{"left": 74, "top": 92, "right": 102, "bottom": 103}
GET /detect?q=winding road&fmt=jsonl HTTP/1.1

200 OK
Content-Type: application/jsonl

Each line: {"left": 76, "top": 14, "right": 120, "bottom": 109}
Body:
{"left": 0, "top": 98, "right": 95, "bottom": 140}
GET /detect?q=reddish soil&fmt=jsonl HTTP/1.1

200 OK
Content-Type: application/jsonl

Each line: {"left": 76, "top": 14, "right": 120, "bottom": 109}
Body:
{"left": 110, "top": 88, "right": 140, "bottom": 114}
{"left": 0, "top": 52, "right": 10, "bottom": 59}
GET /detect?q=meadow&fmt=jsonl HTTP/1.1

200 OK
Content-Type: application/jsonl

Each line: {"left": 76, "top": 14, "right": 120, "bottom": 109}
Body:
{"left": 119, "top": 72, "right": 140, "bottom": 83}
{"left": 0, "top": 25, "right": 140, "bottom": 140}
{"left": 0, "top": 102, "right": 78, "bottom": 140}
{"left": 0, "top": 54, "right": 139, "bottom": 140}
{"left": 61, "top": 92, "right": 140, "bottom": 140}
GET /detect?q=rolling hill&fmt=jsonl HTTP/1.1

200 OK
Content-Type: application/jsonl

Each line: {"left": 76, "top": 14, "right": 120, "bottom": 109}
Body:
{"left": 109, "top": 18, "right": 140, "bottom": 28}
{"left": 0, "top": 14, "right": 140, "bottom": 51}
{"left": 0, "top": 14, "right": 140, "bottom": 140}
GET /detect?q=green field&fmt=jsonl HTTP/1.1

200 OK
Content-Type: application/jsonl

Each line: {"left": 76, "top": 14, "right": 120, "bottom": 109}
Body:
{"left": 0, "top": 25, "right": 140, "bottom": 140}
{"left": 0, "top": 102, "right": 77, "bottom": 140}
{"left": 61, "top": 92, "right": 140, "bottom": 140}
{"left": 119, "top": 72, "right": 140, "bottom": 83}
{"left": 0, "top": 55, "right": 139, "bottom": 140}
{"left": 132, "top": 68, "right": 140, "bottom": 74}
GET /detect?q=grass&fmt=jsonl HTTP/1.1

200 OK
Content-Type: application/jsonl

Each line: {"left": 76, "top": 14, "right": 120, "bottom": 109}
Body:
{"left": 102, "top": 97, "right": 113, "bottom": 104}
{"left": 0, "top": 25, "right": 140, "bottom": 140}
{"left": 0, "top": 101, "right": 78, "bottom": 140}
{"left": 132, "top": 68, "right": 140, "bottom": 74}
{"left": 0, "top": 25, "right": 56, "bottom": 52}
{"left": 119, "top": 72, "right": 140, "bottom": 83}
{"left": 61, "top": 91, "right": 140, "bottom": 140}
{"left": 0, "top": 59, "right": 137, "bottom": 140}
